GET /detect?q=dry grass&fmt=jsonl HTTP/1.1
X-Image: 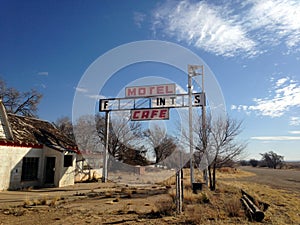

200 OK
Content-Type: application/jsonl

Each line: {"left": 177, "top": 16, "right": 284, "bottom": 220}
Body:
{"left": 182, "top": 167, "right": 300, "bottom": 224}
{"left": 120, "top": 187, "right": 132, "bottom": 198}
{"left": 23, "top": 196, "right": 61, "bottom": 207}
{"left": 117, "top": 203, "right": 130, "bottom": 214}
{"left": 155, "top": 199, "right": 176, "bottom": 216}
{"left": 183, "top": 188, "right": 210, "bottom": 204}
{"left": 168, "top": 168, "right": 300, "bottom": 224}
{"left": 216, "top": 167, "right": 255, "bottom": 179}
{"left": 49, "top": 196, "right": 61, "bottom": 206}
{"left": 220, "top": 180, "right": 300, "bottom": 224}
{"left": 6, "top": 168, "right": 298, "bottom": 225}
{"left": 160, "top": 175, "right": 176, "bottom": 187}
{"left": 224, "top": 196, "right": 242, "bottom": 217}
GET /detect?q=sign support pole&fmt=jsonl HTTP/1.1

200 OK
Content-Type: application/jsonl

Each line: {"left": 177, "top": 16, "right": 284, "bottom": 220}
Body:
{"left": 188, "top": 65, "right": 206, "bottom": 187}
{"left": 102, "top": 111, "right": 110, "bottom": 183}
{"left": 188, "top": 66, "right": 194, "bottom": 185}
{"left": 201, "top": 66, "right": 208, "bottom": 185}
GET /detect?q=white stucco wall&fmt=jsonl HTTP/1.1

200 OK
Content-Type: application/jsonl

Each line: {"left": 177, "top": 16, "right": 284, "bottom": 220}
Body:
{"left": 59, "top": 153, "right": 76, "bottom": 187}
{"left": 0, "top": 145, "right": 77, "bottom": 191}
{"left": 43, "top": 146, "right": 76, "bottom": 187}
{"left": 0, "top": 145, "right": 43, "bottom": 190}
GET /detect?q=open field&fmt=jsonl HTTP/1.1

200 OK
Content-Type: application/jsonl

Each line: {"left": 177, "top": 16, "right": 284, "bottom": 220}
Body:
{"left": 0, "top": 167, "right": 299, "bottom": 225}
{"left": 235, "top": 166, "right": 300, "bottom": 192}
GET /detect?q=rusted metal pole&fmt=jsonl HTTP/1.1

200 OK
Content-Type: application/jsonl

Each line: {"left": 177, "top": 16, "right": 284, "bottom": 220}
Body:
{"left": 188, "top": 65, "right": 194, "bottom": 186}
{"left": 102, "top": 111, "right": 109, "bottom": 183}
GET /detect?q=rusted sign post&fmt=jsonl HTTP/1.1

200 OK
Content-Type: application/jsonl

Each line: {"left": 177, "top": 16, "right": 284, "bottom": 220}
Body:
{"left": 101, "top": 111, "right": 109, "bottom": 183}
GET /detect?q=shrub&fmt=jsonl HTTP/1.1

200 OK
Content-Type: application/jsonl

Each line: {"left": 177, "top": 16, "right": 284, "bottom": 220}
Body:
{"left": 224, "top": 197, "right": 242, "bottom": 217}
{"left": 156, "top": 200, "right": 176, "bottom": 216}
{"left": 249, "top": 159, "right": 259, "bottom": 167}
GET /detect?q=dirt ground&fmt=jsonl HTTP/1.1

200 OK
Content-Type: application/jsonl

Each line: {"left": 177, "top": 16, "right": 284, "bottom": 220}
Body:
{"left": 0, "top": 167, "right": 299, "bottom": 225}
{"left": 0, "top": 182, "right": 176, "bottom": 225}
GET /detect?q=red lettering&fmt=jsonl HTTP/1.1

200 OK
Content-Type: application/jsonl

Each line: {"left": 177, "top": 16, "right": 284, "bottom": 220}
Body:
{"left": 132, "top": 110, "right": 140, "bottom": 119}
{"left": 149, "top": 86, "right": 155, "bottom": 94}
{"left": 141, "top": 110, "right": 149, "bottom": 119}
{"left": 131, "top": 109, "right": 169, "bottom": 121}
{"left": 166, "top": 85, "right": 174, "bottom": 94}
{"left": 159, "top": 109, "right": 167, "bottom": 118}
{"left": 151, "top": 109, "right": 158, "bottom": 118}
{"left": 157, "top": 86, "right": 164, "bottom": 94}
{"left": 126, "top": 84, "right": 175, "bottom": 97}
{"left": 126, "top": 88, "right": 136, "bottom": 96}
{"left": 138, "top": 87, "right": 146, "bottom": 95}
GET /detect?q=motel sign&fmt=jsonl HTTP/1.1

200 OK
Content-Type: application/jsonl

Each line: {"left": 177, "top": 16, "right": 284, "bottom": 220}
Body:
{"left": 100, "top": 65, "right": 207, "bottom": 201}
{"left": 99, "top": 83, "right": 206, "bottom": 121}
{"left": 125, "top": 84, "right": 176, "bottom": 97}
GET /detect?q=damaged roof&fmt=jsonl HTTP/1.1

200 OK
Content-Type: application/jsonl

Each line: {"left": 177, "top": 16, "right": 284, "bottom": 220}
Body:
{"left": 3, "top": 113, "right": 78, "bottom": 152}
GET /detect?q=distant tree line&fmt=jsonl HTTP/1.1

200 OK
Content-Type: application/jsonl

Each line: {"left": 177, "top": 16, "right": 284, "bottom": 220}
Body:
{"left": 240, "top": 151, "right": 284, "bottom": 169}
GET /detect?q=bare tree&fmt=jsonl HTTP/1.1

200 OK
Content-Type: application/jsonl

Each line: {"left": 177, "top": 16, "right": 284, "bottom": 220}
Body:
{"left": 144, "top": 124, "right": 177, "bottom": 164}
{"left": 54, "top": 116, "right": 75, "bottom": 141}
{"left": 0, "top": 78, "right": 42, "bottom": 117}
{"left": 54, "top": 114, "right": 150, "bottom": 172}
{"left": 93, "top": 113, "right": 148, "bottom": 166}
{"left": 196, "top": 116, "right": 247, "bottom": 191}
{"left": 74, "top": 115, "right": 103, "bottom": 153}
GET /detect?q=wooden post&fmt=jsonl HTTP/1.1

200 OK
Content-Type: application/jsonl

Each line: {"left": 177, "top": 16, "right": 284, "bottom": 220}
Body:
{"left": 176, "top": 168, "right": 183, "bottom": 214}
{"left": 176, "top": 150, "right": 184, "bottom": 214}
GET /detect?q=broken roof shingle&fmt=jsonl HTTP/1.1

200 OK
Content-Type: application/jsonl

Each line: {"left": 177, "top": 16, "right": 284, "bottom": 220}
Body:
{"left": 3, "top": 113, "right": 78, "bottom": 151}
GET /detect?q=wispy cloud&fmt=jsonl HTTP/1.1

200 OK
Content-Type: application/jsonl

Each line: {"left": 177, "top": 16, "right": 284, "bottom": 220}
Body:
{"left": 75, "top": 87, "right": 88, "bottom": 93}
{"left": 289, "top": 130, "right": 300, "bottom": 134}
{"left": 74, "top": 86, "right": 107, "bottom": 100}
{"left": 133, "top": 12, "right": 146, "bottom": 28}
{"left": 152, "top": 1, "right": 257, "bottom": 57}
{"left": 251, "top": 136, "right": 300, "bottom": 141}
{"left": 275, "top": 77, "right": 289, "bottom": 87}
{"left": 289, "top": 117, "right": 300, "bottom": 126}
{"left": 87, "top": 94, "right": 106, "bottom": 100}
{"left": 37, "top": 71, "right": 48, "bottom": 76}
{"left": 152, "top": 0, "right": 300, "bottom": 57}
{"left": 245, "top": 0, "right": 300, "bottom": 50}
{"left": 232, "top": 77, "right": 300, "bottom": 117}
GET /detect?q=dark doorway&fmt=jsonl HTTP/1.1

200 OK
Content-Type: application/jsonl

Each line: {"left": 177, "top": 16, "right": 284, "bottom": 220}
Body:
{"left": 45, "top": 157, "right": 56, "bottom": 184}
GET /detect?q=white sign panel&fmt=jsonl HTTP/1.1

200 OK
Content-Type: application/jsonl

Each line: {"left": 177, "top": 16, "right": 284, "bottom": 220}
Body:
{"left": 130, "top": 108, "right": 169, "bottom": 121}
{"left": 151, "top": 93, "right": 205, "bottom": 108}
{"left": 99, "top": 93, "right": 206, "bottom": 111}
{"left": 125, "top": 83, "right": 176, "bottom": 97}
{"left": 100, "top": 99, "right": 110, "bottom": 111}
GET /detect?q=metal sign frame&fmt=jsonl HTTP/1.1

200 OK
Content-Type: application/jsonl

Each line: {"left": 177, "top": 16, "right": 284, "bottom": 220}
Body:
{"left": 99, "top": 92, "right": 205, "bottom": 112}
{"left": 99, "top": 66, "right": 206, "bottom": 215}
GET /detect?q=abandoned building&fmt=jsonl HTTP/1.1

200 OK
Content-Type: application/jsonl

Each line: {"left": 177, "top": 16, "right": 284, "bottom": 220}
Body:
{"left": 0, "top": 100, "right": 79, "bottom": 190}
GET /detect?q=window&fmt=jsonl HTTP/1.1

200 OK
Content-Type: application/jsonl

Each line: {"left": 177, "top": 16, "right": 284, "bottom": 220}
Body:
{"left": 21, "top": 157, "right": 39, "bottom": 181}
{"left": 64, "top": 155, "right": 73, "bottom": 167}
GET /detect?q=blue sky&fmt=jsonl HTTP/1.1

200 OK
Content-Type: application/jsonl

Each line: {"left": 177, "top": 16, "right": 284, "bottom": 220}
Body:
{"left": 1, "top": 0, "right": 300, "bottom": 160}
